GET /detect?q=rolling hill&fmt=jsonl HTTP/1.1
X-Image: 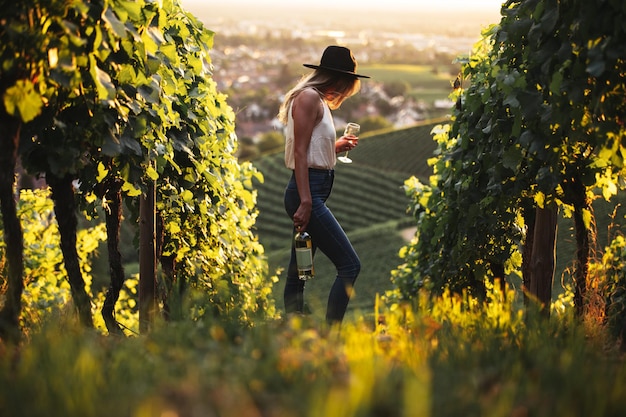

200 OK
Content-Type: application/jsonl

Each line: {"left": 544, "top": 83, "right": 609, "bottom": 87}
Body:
{"left": 250, "top": 118, "right": 444, "bottom": 318}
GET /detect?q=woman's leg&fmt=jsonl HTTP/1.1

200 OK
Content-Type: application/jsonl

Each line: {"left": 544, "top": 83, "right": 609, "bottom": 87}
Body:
{"left": 283, "top": 169, "right": 360, "bottom": 322}
{"left": 307, "top": 204, "right": 360, "bottom": 324}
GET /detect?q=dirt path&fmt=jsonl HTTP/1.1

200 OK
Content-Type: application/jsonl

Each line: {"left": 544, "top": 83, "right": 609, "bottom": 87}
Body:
{"left": 401, "top": 227, "right": 417, "bottom": 242}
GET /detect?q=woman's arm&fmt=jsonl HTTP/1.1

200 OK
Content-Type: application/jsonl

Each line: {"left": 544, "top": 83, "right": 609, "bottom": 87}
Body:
{"left": 291, "top": 88, "right": 323, "bottom": 232}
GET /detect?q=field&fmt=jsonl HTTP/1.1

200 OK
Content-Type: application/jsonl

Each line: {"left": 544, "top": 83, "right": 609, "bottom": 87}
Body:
{"left": 360, "top": 64, "right": 454, "bottom": 86}
{"left": 359, "top": 64, "right": 457, "bottom": 105}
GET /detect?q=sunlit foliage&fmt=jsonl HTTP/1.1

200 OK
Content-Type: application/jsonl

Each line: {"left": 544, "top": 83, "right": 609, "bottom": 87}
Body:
{"left": 1, "top": 0, "right": 276, "bottom": 333}
{"left": 392, "top": 0, "right": 626, "bottom": 305}
{"left": 1, "top": 284, "right": 624, "bottom": 417}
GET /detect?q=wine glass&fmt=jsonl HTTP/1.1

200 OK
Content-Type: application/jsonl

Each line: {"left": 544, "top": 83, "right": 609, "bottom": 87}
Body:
{"left": 338, "top": 122, "right": 360, "bottom": 164}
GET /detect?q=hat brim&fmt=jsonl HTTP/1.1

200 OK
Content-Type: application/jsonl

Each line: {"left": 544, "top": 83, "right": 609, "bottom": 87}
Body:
{"left": 303, "top": 63, "right": 370, "bottom": 79}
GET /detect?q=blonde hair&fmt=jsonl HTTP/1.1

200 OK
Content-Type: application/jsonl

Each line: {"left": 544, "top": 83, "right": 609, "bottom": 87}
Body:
{"left": 278, "top": 69, "right": 361, "bottom": 124}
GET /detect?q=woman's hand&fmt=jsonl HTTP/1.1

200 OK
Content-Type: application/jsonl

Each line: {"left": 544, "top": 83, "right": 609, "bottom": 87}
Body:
{"left": 336, "top": 135, "right": 358, "bottom": 153}
{"left": 293, "top": 201, "right": 312, "bottom": 232}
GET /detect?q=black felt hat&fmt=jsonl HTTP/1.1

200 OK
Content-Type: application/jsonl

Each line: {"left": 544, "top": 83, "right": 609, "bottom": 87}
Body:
{"left": 303, "top": 45, "right": 370, "bottom": 78}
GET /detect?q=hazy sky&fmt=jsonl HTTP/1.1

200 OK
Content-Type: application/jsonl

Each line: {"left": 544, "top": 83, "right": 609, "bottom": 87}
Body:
{"left": 181, "top": 0, "right": 504, "bottom": 12}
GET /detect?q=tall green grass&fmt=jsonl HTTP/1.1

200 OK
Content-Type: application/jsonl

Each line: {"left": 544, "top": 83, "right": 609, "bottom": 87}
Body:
{"left": 2, "top": 286, "right": 624, "bottom": 417}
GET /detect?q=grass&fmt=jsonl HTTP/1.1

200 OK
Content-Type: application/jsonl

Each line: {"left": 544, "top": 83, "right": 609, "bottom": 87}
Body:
{"left": 2, "top": 286, "right": 625, "bottom": 417}
{"left": 360, "top": 64, "right": 457, "bottom": 105}
{"left": 360, "top": 64, "right": 455, "bottom": 87}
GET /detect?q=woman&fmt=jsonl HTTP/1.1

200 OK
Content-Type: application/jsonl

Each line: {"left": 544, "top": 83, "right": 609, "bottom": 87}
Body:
{"left": 278, "top": 45, "right": 369, "bottom": 325}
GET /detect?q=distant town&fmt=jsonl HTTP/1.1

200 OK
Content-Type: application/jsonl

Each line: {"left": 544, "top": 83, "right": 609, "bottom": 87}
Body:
{"left": 183, "top": 3, "right": 501, "bottom": 155}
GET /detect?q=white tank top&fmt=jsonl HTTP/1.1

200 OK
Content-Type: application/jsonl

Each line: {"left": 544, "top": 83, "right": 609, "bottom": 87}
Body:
{"left": 284, "top": 94, "right": 336, "bottom": 170}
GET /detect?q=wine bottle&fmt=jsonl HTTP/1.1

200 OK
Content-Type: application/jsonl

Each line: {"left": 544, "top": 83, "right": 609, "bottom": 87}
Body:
{"left": 294, "top": 231, "right": 314, "bottom": 280}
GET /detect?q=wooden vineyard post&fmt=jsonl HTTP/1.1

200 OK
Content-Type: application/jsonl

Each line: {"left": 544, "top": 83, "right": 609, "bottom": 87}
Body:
{"left": 139, "top": 179, "right": 157, "bottom": 332}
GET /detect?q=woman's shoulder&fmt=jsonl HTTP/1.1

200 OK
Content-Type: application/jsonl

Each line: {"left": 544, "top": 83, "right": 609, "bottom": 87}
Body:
{"left": 296, "top": 87, "right": 323, "bottom": 101}
{"left": 293, "top": 88, "right": 323, "bottom": 110}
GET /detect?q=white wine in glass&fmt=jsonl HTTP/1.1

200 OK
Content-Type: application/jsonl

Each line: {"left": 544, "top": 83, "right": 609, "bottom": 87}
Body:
{"left": 338, "top": 122, "right": 360, "bottom": 164}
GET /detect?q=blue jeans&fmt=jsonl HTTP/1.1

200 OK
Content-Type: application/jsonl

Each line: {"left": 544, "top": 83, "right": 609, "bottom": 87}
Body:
{"left": 283, "top": 168, "right": 361, "bottom": 324}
